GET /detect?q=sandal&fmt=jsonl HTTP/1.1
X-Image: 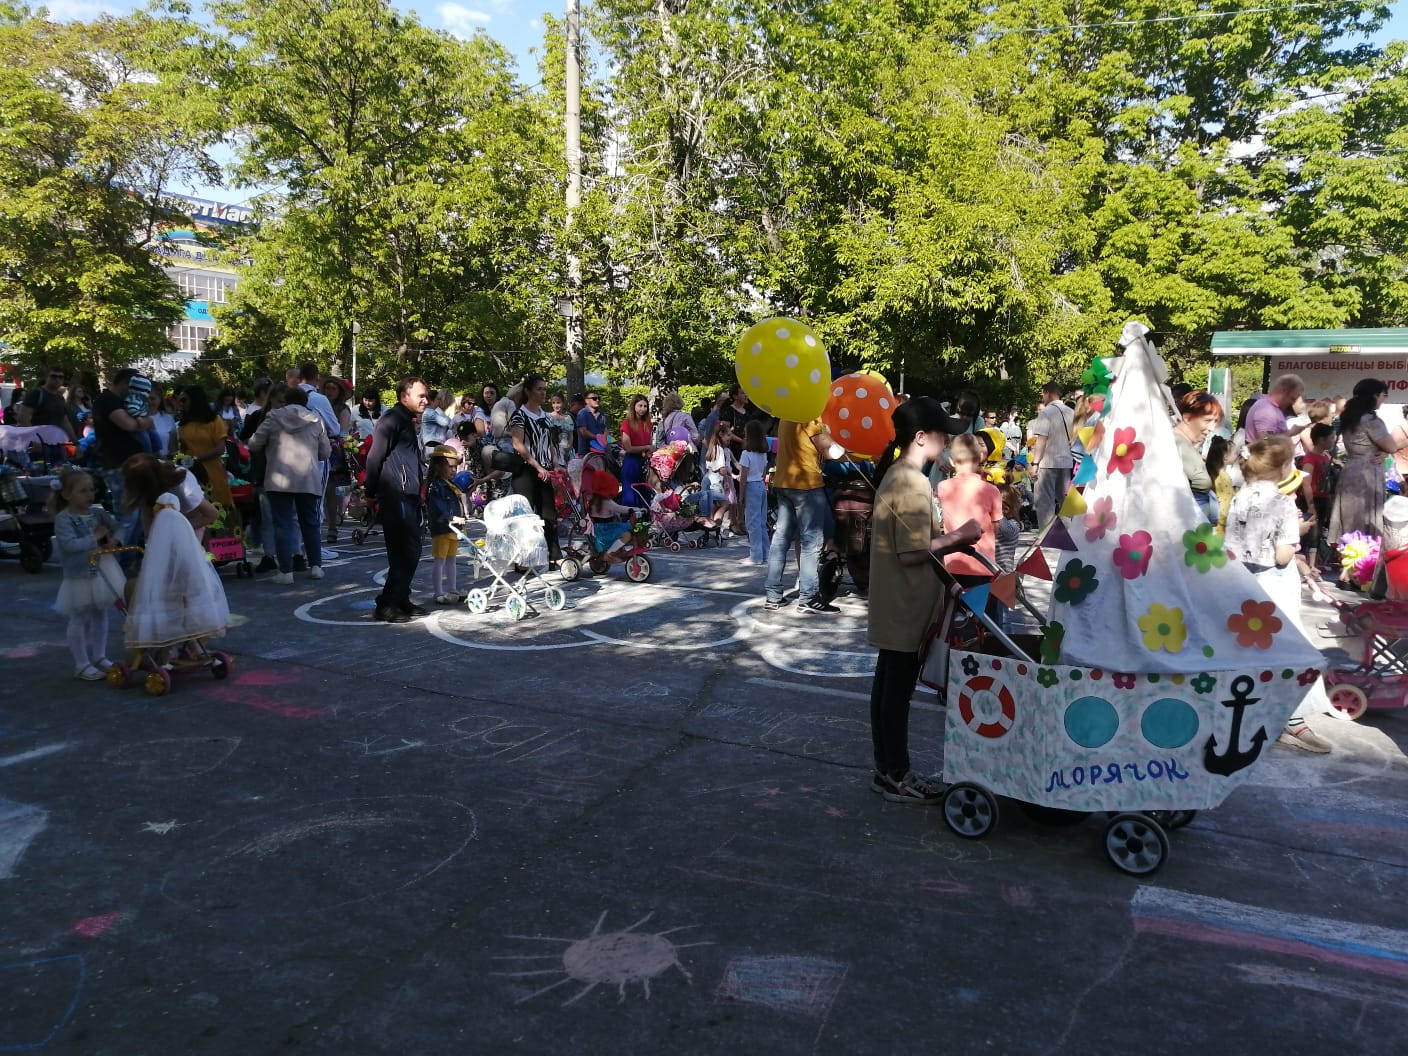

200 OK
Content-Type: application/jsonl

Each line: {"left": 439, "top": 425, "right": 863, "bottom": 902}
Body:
{"left": 75, "top": 665, "right": 105, "bottom": 681}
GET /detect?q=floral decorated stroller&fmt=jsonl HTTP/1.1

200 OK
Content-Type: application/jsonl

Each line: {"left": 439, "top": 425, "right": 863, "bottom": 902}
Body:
{"left": 455, "top": 494, "right": 566, "bottom": 621}
{"left": 923, "top": 323, "right": 1327, "bottom": 877}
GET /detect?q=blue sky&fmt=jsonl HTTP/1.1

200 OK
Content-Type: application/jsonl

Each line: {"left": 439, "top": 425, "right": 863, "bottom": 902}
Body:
{"left": 38, "top": 0, "right": 1408, "bottom": 201}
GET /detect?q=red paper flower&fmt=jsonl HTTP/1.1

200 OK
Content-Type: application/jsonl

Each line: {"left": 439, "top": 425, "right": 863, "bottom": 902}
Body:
{"left": 1112, "top": 530, "right": 1154, "bottom": 580}
{"left": 1106, "top": 426, "right": 1145, "bottom": 476}
{"left": 1227, "top": 600, "right": 1283, "bottom": 649}
{"left": 1112, "top": 673, "right": 1136, "bottom": 689}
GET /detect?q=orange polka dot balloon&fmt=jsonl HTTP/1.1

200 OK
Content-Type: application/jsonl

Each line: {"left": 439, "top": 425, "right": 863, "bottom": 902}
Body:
{"left": 823, "top": 372, "right": 896, "bottom": 458}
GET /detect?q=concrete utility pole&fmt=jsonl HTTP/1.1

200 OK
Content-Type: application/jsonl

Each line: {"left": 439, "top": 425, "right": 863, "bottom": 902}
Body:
{"left": 564, "top": 0, "right": 585, "bottom": 395}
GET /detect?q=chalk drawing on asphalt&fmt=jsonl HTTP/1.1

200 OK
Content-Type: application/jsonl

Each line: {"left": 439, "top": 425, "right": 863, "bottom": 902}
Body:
{"left": 0, "top": 798, "right": 47, "bottom": 881}
{"left": 103, "top": 736, "right": 242, "bottom": 781}
{"left": 0, "top": 954, "right": 85, "bottom": 1052}
{"left": 715, "top": 955, "right": 847, "bottom": 1017}
{"left": 140, "top": 821, "right": 181, "bottom": 835}
{"left": 495, "top": 910, "right": 711, "bottom": 1006}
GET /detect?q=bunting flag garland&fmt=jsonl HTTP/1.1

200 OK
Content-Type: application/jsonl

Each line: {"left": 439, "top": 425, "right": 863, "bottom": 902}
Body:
{"left": 1076, "top": 426, "right": 1096, "bottom": 451}
{"left": 1059, "top": 487, "right": 1088, "bottom": 518}
{"left": 990, "top": 572, "right": 1018, "bottom": 608}
{"left": 1042, "top": 517, "right": 1079, "bottom": 551}
{"left": 1017, "top": 548, "right": 1053, "bottom": 581}
{"left": 1072, "top": 456, "right": 1099, "bottom": 486}
{"left": 960, "top": 582, "right": 991, "bottom": 616}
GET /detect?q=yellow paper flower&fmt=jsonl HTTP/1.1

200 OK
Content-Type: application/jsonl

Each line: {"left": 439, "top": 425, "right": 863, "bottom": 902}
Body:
{"left": 1138, "top": 603, "right": 1187, "bottom": 653}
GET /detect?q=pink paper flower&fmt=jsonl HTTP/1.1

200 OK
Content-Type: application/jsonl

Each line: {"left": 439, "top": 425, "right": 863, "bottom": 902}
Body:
{"left": 1106, "top": 426, "right": 1145, "bottom": 476}
{"left": 1084, "top": 495, "right": 1117, "bottom": 542}
{"left": 1112, "top": 530, "right": 1154, "bottom": 580}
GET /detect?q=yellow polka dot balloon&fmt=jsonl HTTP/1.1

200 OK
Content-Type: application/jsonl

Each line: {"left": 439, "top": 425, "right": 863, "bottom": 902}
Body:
{"left": 734, "top": 317, "right": 831, "bottom": 422}
{"left": 822, "top": 371, "right": 896, "bottom": 458}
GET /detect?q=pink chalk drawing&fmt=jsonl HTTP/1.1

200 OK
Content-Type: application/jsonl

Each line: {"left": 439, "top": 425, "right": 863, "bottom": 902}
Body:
{"left": 205, "top": 669, "right": 327, "bottom": 720}
{"left": 716, "top": 955, "right": 847, "bottom": 1016}
{"left": 68, "top": 912, "right": 124, "bottom": 939}
{"left": 495, "top": 911, "right": 711, "bottom": 1006}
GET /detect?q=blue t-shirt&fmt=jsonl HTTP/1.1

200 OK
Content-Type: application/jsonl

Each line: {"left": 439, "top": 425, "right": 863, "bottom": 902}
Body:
{"left": 575, "top": 407, "right": 606, "bottom": 455}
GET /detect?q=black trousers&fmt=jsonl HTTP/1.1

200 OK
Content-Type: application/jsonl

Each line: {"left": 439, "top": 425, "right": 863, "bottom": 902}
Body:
{"left": 870, "top": 648, "right": 921, "bottom": 778}
{"left": 511, "top": 469, "right": 561, "bottom": 561}
{"left": 376, "top": 492, "right": 423, "bottom": 609}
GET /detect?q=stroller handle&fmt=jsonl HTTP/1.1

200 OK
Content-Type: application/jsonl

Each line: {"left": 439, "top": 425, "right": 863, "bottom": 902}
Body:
{"left": 952, "top": 544, "right": 1002, "bottom": 577}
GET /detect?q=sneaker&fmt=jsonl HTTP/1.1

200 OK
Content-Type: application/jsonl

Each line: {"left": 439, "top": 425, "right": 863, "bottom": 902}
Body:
{"left": 1278, "top": 723, "right": 1332, "bottom": 754}
{"left": 763, "top": 597, "right": 791, "bottom": 611}
{"left": 873, "top": 770, "right": 944, "bottom": 804}
{"left": 271, "top": 571, "right": 294, "bottom": 585}
{"left": 796, "top": 599, "right": 841, "bottom": 615}
{"left": 254, "top": 555, "right": 277, "bottom": 573}
{"left": 308, "top": 565, "right": 325, "bottom": 580}
{"left": 292, "top": 554, "right": 308, "bottom": 572}
{"left": 74, "top": 665, "right": 105, "bottom": 681}
{"left": 373, "top": 605, "right": 411, "bottom": 624}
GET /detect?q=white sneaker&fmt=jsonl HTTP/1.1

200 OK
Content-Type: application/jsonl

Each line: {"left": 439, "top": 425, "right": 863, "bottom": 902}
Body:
{"left": 272, "top": 571, "right": 294, "bottom": 585}
{"left": 309, "top": 565, "right": 325, "bottom": 580}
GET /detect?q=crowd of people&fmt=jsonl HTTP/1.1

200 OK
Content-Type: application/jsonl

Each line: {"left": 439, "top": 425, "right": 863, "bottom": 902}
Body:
{"left": 5, "top": 363, "right": 1405, "bottom": 776}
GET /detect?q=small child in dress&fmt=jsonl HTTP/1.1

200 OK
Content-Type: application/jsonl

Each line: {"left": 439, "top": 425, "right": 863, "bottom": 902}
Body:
{"left": 737, "top": 420, "right": 771, "bottom": 565}
{"left": 124, "top": 372, "right": 162, "bottom": 453}
{"left": 426, "top": 445, "right": 466, "bottom": 604}
{"left": 588, "top": 471, "right": 636, "bottom": 561}
{"left": 1224, "top": 435, "right": 1331, "bottom": 754}
{"left": 52, "top": 469, "right": 124, "bottom": 680}
{"left": 995, "top": 484, "right": 1021, "bottom": 576}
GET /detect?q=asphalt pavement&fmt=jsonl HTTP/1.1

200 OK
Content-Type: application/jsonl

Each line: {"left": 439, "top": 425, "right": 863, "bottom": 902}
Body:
{"left": 1, "top": 530, "right": 1404, "bottom": 1054}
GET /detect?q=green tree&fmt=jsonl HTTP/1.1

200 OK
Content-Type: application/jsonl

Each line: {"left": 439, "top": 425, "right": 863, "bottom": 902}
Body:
{"left": 0, "top": 6, "right": 219, "bottom": 379}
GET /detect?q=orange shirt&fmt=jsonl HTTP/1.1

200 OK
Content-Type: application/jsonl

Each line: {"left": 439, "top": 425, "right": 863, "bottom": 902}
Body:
{"left": 936, "top": 471, "right": 1001, "bottom": 576}
{"left": 773, "top": 419, "right": 824, "bottom": 490}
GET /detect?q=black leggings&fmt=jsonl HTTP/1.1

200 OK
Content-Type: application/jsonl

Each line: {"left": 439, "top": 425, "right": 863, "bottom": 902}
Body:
{"left": 511, "top": 469, "right": 561, "bottom": 562}
{"left": 870, "top": 648, "right": 921, "bottom": 778}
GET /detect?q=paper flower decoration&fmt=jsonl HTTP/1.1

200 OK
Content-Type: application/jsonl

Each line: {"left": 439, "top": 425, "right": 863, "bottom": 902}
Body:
{"left": 1191, "top": 672, "right": 1217, "bottom": 694}
{"left": 1298, "top": 668, "right": 1321, "bottom": 686}
{"left": 1053, "top": 558, "right": 1099, "bottom": 604}
{"left": 1182, "top": 523, "right": 1228, "bottom": 573}
{"left": 1112, "top": 672, "right": 1136, "bottom": 690}
{"left": 1113, "top": 530, "right": 1154, "bottom": 580}
{"left": 1037, "top": 668, "right": 1060, "bottom": 688}
{"left": 1084, "top": 496, "right": 1117, "bottom": 542}
{"left": 1106, "top": 426, "right": 1145, "bottom": 475}
{"left": 1040, "top": 621, "right": 1065, "bottom": 664}
{"left": 961, "top": 655, "right": 980, "bottom": 677}
{"left": 1227, "top": 599, "right": 1283, "bottom": 649}
{"left": 1338, "top": 531, "right": 1380, "bottom": 586}
{"left": 1081, "top": 357, "right": 1114, "bottom": 396}
{"left": 1138, "top": 603, "right": 1187, "bottom": 653}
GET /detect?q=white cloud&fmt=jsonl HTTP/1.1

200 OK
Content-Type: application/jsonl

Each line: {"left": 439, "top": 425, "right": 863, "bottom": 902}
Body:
{"left": 438, "top": 2, "right": 492, "bottom": 37}
{"left": 41, "top": 0, "right": 132, "bottom": 21}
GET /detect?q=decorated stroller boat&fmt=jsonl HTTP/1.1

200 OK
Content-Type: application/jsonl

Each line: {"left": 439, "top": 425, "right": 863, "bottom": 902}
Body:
{"left": 935, "top": 322, "right": 1327, "bottom": 876}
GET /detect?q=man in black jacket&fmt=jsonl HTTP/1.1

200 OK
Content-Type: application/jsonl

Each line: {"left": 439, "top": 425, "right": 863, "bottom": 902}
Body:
{"left": 364, "top": 377, "right": 429, "bottom": 623}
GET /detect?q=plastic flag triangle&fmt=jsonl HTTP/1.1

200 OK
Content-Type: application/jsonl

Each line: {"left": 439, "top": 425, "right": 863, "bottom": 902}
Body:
{"left": 1072, "top": 456, "right": 1099, "bottom": 486}
{"left": 1076, "top": 426, "right": 1096, "bottom": 450}
{"left": 990, "top": 573, "right": 1018, "bottom": 608}
{"left": 1017, "top": 548, "right": 1053, "bottom": 581}
{"left": 1059, "top": 487, "right": 1088, "bottom": 518}
{"left": 961, "top": 582, "right": 991, "bottom": 616}
{"left": 1042, "top": 518, "right": 1079, "bottom": 551}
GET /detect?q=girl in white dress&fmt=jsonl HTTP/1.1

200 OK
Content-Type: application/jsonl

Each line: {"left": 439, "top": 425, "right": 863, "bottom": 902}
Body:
{"left": 52, "top": 469, "right": 123, "bottom": 680}
{"left": 120, "top": 456, "right": 229, "bottom": 651}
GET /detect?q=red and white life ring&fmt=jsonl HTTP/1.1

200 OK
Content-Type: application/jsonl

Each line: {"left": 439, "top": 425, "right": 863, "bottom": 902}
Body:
{"left": 958, "top": 676, "right": 1017, "bottom": 738}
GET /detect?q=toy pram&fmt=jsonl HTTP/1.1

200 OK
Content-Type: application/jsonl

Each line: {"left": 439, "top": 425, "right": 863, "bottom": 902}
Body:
{"left": 636, "top": 482, "right": 716, "bottom": 551}
{"left": 456, "top": 494, "right": 566, "bottom": 621}
{"left": 346, "top": 435, "right": 382, "bottom": 545}
{"left": 553, "top": 455, "right": 654, "bottom": 583}
{"left": 94, "top": 546, "right": 235, "bottom": 697}
{"left": 0, "top": 469, "right": 56, "bottom": 573}
{"left": 1317, "top": 598, "right": 1408, "bottom": 721}
{"left": 208, "top": 484, "right": 254, "bottom": 579}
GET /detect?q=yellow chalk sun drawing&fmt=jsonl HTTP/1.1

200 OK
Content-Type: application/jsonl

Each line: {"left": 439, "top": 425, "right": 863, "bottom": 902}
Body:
{"left": 495, "top": 910, "right": 711, "bottom": 1006}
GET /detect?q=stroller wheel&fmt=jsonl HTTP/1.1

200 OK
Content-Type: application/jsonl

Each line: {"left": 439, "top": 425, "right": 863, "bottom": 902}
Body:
{"left": 144, "top": 668, "right": 173, "bottom": 697}
{"left": 505, "top": 594, "right": 527, "bottom": 621}
{"left": 558, "top": 557, "right": 581, "bottom": 582}
{"left": 351, "top": 530, "right": 365, "bottom": 544}
{"left": 1327, "top": 683, "right": 1368, "bottom": 721}
{"left": 106, "top": 662, "right": 132, "bottom": 688}
{"left": 210, "top": 652, "right": 233, "bottom": 680}
{"left": 588, "top": 556, "right": 609, "bottom": 575}
{"left": 465, "top": 589, "right": 489, "bottom": 614}
{"left": 942, "top": 783, "right": 998, "bottom": 840}
{"left": 19, "top": 544, "right": 44, "bottom": 573}
{"left": 544, "top": 586, "right": 567, "bottom": 611}
{"left": 669, "top": 540, "right": 681, "bottom": 553}
{"left": 625, "top": 554, "right": 652, "bottom": 582}
{"left": 1103, "top": 813, "right": 1169, "bottom": 876}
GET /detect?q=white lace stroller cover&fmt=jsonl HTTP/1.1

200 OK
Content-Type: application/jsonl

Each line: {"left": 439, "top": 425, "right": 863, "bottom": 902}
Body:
{"left": 482, "top": 494, "right": 549, "bottom": 568}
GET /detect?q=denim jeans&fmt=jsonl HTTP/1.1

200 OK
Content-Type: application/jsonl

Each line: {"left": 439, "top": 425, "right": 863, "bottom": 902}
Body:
{"left": 266, "top": 491, "right": 322, "bottom": 573}
{"left": 698, "top": 473, "right": 722, "bottom": 520}
{"left": 743, "top": 480, "right": 767, "bottom": 562}
{"left": 765, "top": 486, "right": 827, "bottom": 603}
